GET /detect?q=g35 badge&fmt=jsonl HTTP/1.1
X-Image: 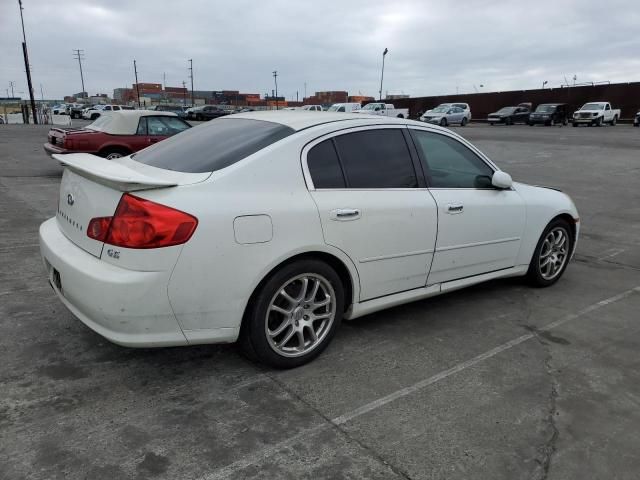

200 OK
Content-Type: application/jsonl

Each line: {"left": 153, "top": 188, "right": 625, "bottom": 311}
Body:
{"left": 106, "top": 249, "right": 120, "bottom": 259}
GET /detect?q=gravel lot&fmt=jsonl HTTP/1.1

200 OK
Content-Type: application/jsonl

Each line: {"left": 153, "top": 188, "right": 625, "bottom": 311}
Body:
{"left": 1, "top": 120, "right": 639, "bottom": 480}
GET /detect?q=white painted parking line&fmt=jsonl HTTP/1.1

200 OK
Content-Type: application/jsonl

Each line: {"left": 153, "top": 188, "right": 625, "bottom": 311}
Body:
{"left": 0, "top": 243, "right": 40, "bottom": 252}
{"left": 200, "top": 286, "right": 640, "bottom": 480}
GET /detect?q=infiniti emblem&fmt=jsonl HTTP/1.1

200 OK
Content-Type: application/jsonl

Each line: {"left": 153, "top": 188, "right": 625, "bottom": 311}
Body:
{"left": 67, "top": 193, "right": 75, "bottom": 206}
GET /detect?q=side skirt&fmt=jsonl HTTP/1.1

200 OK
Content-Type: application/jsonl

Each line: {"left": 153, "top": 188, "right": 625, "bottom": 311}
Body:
{"left": 345, "top": 265, "right": 528, "bottom": 320}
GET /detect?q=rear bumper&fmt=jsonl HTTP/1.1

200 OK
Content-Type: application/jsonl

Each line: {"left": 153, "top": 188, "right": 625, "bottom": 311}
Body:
{"left": 39, "top": 217, "right": 188, "bottom": 347}
{"left": 44, "top": 143, "right": 69, "bottom": 156}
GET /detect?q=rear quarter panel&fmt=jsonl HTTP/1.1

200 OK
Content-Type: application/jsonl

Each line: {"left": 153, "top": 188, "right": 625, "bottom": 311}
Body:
{"left": 158, "top": 132, "right": 361, "bottom": 337}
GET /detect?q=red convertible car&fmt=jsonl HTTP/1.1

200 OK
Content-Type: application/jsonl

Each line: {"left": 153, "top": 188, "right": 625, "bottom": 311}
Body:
{"left": 44, "top": 110, "right": 191, "bottom": 159}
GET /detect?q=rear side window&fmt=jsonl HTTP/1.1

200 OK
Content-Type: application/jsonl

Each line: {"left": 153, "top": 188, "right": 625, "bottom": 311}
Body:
{"left": 307, "top": 140, "right": 345, "bottom": 188}
{"left": 334, "top": 129, "right": 417, "bottom": 188}
{"left": 133, "top": 118, "right": 294, "bottom": 173}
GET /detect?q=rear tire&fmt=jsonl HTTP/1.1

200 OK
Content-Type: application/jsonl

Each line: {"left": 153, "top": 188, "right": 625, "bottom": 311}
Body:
{"left": 506, "top": 118, "right": 513, "bottom": 126}
{"left": 100, "top": 147, "right": 131, "bottom": 160}
{"left": 461, "top": 117, "right": 468, "bottom": 126}
{"left": 91, "top": 113, "right": 100, "bottom": 120}
{"left": 440, "top": 118, "right": 448, "bottom": 127}
{"left": 239, "top": 259, "right": 344, "bottom": 368}
{"left": 526, "top": 218, "right": 573, "bottom": 288}
{"left": 397, "top": 114, "right": 404, "bottom": 118}
{"left": 611, "top": 115, "right": 617, "bottom": 126}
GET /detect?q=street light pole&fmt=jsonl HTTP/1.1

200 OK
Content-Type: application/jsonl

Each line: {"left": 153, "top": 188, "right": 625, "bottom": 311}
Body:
{"left": 73, "top": 49, "right": 86, "bottom": 98}
{"left": 542, "top": 80, "right": 548, "bottom": 89}
{"left": 9, "top": 81, "right": 15, "bottom": 98}
{"left": 379, "top": 48, "right": 388, "bottom": 101}
{"left": 189, "top": 59, "right": 194, "bottom": 107}
{"left": 17, "top": 0, "right": 38, "bottom": 123}
{"left": 273, "top": 71, "right": 278, "bottom": 110}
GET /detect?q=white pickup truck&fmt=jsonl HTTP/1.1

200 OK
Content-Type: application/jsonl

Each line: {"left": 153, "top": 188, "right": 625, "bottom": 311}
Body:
{"left": 354, "top": 102, "right": 409, "bottom": 119}
{"left": 572, "top": 102, "right": 620, "bottom": 127}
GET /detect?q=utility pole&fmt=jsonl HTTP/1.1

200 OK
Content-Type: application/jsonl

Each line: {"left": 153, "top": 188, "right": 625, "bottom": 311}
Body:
{"left": 182, "top": 81, "right": 187, "bottom": 106}
{"left": 163, "top": 72, "right": 166, "bottom": 89}
{"left": 188, "top": 59, "right": 194, "bottom": 106}
{"left": 9, "top": 81, "right": 15, "bottom": 98}
{"left": 379, "top": 48, "right": 388, "bottom": 101}
{"left": 39, "top": 83, "right": 43, "bottom": 101}
{"left": 272, "top": 70, "right": 278, "bottom": 110}
{"left": 17, "top": 0, "right": 37, "bottom": 123}
{"left": 133, "top": 60, "right": 140, "bottom": 108}
{"left": 296, "top": 91, "right": 298, "bottom": 102}
{"left": 304, "top": 82, "right": 307, "bottom": 99}
{"left": 72, "top": 49, "right": 86, "bottom": 98}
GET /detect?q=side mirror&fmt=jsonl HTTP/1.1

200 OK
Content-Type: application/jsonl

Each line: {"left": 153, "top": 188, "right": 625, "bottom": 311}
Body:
{"left": 492, "top": 171, "right": 513, "bottom": 189}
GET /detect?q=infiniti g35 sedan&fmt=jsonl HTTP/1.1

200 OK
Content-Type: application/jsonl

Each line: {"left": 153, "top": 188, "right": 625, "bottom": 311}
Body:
{"left": 40, "top": 112, "right": 579, "bottom": 368}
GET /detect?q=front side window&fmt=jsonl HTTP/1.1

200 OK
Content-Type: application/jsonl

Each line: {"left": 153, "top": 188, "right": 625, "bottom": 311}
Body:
{"left": 411, "top": 130, "right": 494, "bottom": 188}
{"left": 334, "top": 129, "right": 417, "bottom": 188}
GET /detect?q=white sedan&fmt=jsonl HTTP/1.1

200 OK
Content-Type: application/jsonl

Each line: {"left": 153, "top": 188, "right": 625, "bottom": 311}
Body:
{"left": 40, "top": 112, "right": 579, "bottom": 368}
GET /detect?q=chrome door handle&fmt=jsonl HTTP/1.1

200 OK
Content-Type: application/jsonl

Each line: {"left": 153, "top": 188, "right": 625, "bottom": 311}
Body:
{"left": 447, "top": 203, "right": 464, "bottom": 214}
{"left": 330, "top": 208, "right": 361, "bottom": 221}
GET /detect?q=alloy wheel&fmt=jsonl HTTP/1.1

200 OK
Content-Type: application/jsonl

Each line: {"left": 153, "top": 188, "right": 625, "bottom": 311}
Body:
{"left": 265, "top": 273, "right": 336, "bottom": 358}
{"left": 538, "top": 227, "right": 569, "bottom": 280}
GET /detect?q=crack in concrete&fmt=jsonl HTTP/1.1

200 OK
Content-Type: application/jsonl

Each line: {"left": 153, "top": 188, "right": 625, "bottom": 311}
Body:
{"left": 264, "top": 372, "right": 415, "bottom": 480}
{"left": 527, "top": 326, "right": 560, "bottom": 480}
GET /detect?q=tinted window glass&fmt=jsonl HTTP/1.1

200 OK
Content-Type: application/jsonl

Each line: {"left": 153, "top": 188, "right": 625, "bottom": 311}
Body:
{"left": 334, "top": 129, "right": 417, "bottom": 188}
{"left": 411, "top": 130, "right": 494, "bottom": 188}
{"left": 136, "top": 117, "right": 147, "bottom": 135}
{"left": 146, "top": 116, "right": 190, "bottom": 136}
{"left": 133, "top": 118, "right": 294, "bottom": 173}
{"left": 307, "top": 140, "right": 345, "bottom": 188}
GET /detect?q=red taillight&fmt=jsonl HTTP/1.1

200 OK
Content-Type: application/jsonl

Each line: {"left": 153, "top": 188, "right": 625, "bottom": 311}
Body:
{"left": 87, "top": 194, "right": 198, "bottom": 249}
{"left": 87, "top": 216, "right": 112, "bottom": 242}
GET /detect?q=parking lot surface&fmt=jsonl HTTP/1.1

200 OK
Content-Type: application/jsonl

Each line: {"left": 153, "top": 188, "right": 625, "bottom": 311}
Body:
{"left": 1, "top": 122, "right": 639, "bottom": 479}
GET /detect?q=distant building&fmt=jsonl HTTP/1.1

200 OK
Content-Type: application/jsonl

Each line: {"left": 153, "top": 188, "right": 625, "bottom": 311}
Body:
{"left": 386, "top": 94, "right": 410, "bottom": 100}
{"left": 348, "top": 95, "right": 375, "bottom": 104}
{"left": 305, "top": 91, "right": 348, "bottom": 106}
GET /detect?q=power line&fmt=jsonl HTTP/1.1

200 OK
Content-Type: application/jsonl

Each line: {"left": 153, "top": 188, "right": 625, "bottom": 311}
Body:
{"left": 72, "top": 49, "right": 86, "bottom": 98}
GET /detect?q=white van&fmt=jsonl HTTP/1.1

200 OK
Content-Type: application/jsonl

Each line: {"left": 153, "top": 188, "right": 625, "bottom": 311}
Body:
{"left": 327, "top": 103, "right": 361, "bottom": 113}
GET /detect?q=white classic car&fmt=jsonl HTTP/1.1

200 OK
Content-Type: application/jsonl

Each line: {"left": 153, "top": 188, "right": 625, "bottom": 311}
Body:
{"left": 40, "top": 112, "right": 579, "bottom": 368}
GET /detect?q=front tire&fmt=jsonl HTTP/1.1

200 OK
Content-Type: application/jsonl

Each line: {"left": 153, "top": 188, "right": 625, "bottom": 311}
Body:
{"left": 595, "top": 116, "right": 603, "bottom": 127}
{"left": 440, "top": 118, "right": 448, "bottom": 127}
{"left": 526, "top": 218, "right": 573, "bottom": 287}
{"left": 611, "top": 116, "right": 617, "bottom": 126}
{"left": 461, "top": 117, "right": 468, "bottom": 126}
{"left": 240, "top": 259, "right": 344, "bottom": 368}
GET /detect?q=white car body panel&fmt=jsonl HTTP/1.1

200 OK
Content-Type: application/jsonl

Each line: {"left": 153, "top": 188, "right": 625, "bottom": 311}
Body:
{"left": 39, "top": 112, "right": 579, "bottom": 348}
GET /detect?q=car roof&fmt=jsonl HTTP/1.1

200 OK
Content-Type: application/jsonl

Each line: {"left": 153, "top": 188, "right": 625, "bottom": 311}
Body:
{"left": 86, "top": 110, "right": 178, "bottom": 135}
{"left": 224, "top": 110, "right": 414, "bottom": 131}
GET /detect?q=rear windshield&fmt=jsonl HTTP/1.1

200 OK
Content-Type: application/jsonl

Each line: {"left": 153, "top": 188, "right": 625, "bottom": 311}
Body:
{"left": 132, "top": 118, "right": 295, "bottom": 173}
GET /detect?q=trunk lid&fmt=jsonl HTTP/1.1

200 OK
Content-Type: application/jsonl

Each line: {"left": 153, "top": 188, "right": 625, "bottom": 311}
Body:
{"left": 54, "top": 153, "right": 209, "bottom": 257}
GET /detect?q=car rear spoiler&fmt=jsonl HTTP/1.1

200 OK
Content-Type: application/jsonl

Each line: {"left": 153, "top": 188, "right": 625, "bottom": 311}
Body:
{"left": 53, "top": 153, "right": 178, "bottom": 192}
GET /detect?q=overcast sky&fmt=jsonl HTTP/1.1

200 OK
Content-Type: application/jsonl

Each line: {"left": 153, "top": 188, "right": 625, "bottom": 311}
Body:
{"left": 1, "top": 0, "right": 639, "bottom": 100}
